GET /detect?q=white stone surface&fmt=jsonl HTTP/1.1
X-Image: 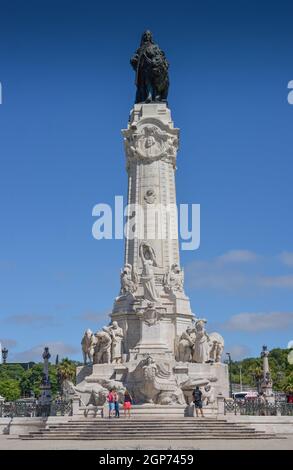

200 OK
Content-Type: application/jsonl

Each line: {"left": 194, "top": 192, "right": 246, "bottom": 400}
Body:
{"left": 1, "top": 434, "right": 292, "bottom": 450}
{"left": 225, "top": 415, "right": 293, "bottom": 434}
{"left": 79, "top": 103, "right": 229, "bottom": 408}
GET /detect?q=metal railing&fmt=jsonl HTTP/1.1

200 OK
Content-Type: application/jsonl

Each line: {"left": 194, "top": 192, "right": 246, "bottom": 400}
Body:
{"left": 0, "top": 399, "right": 72, "bottom": 418}
{"left": 224, "top": 399, "right": 293, "bottom": 416}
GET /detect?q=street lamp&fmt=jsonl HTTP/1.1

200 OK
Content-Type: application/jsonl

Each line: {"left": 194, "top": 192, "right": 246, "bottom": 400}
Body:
{"left": 250, "top": 370, "right": 261, "bottom": 393}
{"left": 239, "top": 365, "right": 243, "bottom": 392}
{"left": 1, "top": 347, "right": 8, "bottom": 364}
{"left": 226, "top": 352, "right": 233, "bottom": 398}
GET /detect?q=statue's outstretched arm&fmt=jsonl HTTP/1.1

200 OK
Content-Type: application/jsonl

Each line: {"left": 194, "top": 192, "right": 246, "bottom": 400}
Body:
{"left": 130, "top": 50, "right": 139, "bottom": 70}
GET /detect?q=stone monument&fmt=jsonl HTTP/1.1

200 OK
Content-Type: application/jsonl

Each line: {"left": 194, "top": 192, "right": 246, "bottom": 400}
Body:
{"left": 39, "top": 347, "right": 52, "bottom": 408}
{"left": 76, "top": 31, "right": 229, "bottom": 411}
{"left": 260, "top": 345, "right": 274, "bottom": 402}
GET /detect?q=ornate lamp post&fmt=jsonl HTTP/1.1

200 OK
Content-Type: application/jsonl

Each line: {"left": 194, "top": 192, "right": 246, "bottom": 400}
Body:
{"left": 38, "top": 347, "right": 52, "bottom": 415}
{"left": 1, "top": 347, "right": 8, "bottom": 364}
{"left": 239, "top": 365, "right": 243, "bottom": 392}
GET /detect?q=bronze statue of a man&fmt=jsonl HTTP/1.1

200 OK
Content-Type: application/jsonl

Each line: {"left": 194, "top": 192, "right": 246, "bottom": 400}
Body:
{"left": 130, "top": 30, "right": 169, "bottom": 104}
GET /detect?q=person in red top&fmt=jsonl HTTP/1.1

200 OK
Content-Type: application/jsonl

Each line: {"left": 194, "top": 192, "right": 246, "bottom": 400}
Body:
{"left": 107, "top": 389, "right": 115, "bottom": 418}
{"left": 287, "top": 393, "right": 293, "bottom": 404}
{"left": 123, "top": 390, "right": 133, "bottom": 418}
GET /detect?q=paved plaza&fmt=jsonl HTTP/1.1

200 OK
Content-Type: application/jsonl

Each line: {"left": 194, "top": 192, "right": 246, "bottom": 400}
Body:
{"left": 0, "top": 434, "right": 291, "bottom": 450}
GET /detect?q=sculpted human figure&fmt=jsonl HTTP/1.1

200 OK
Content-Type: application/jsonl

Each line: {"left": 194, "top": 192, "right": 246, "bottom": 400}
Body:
{"left": 193, "top": 319, "right": 210, "bottom": 363}
{"left": 164, "top": 263, "right": 184, "bottom": 294}
{"left": 130, "top": 30, "right": 169, "bottom": 103}
{"left": 94, "top": 330, "right": 112, "bottom": 364}
{"left": 208, "top": 332, "right": 224, "bottom": 363}
{"left": 108, "top": 321, "right": 124, "bottom": 364}
{"left": 142, "top": 356, "right": 158, "bottom": 403}
{"left": 202, "top": 384, "right": 216, "bottom": 405}
{"left": 81, "top": 329, "right": 97, "bottom": 364}
{"left": 178, "top": 326, "right": 195, "bottom": 362}
{"left": 140, "top": 241, "right": 159, "bottom": 302}
{"left": 120, "top": 263, "right": 138, "bottom": 295}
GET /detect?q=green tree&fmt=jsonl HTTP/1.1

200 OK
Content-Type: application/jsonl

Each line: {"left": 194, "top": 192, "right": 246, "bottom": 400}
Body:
{"left": 18, "top": 363, "right": 59, "bottom": 398}
{"left": 0, "top": 379, "right": 21, "bottom": 401}
{"left": 230, "top": 348, "right": 293, "bottom": 392}
{"left": 0, "top": 364, "right": 25, "bottom": 382}
{"left": 280, "top": 373, "right": 293, "bottom": 394}
{"left": 0, "top": 361, "right": 78, "bottom": 400}
{"left": 57, "top": 358, "right": 76, "bottom": 385}
{"left": 20, "top": 364, "right": 44, "bottom": 397}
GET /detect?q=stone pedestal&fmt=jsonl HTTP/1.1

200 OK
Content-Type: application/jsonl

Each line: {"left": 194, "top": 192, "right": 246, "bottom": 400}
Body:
{"left": 260, "top": 345, "right": 274, "bottom": 402}
{"left": 39, "top": 347, "right": 52, "bottom": 408}
{"left": 131, "top": 306, "right": 171, "bottom": 359}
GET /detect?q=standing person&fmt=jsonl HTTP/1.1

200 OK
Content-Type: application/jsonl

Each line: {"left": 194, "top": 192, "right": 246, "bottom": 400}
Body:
{"left": 123, "top": 390, "right": 133, "bottom": 418}
{"left": 113, "top": 389, "right": 120, "bottom": 418}
{"left": 192, "top": 386, "right": 204, "bottom": 418}
{"left": 258, "top": 392, "right": 267, "bottom": 416}
{"left": 107, "top": 389, "right": 115, "bottom": 419}
{"left": 287, "top": 393, "right": 293, "bottom": 404}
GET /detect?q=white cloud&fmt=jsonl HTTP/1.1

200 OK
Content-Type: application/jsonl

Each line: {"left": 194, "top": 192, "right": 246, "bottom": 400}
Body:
{"left": 186, "top": 267, "right": 248, "bottom": 291}
{"left": 0, "top": 338, "right": 17, "bottom": 349}
{"left": 11, "top": 342, "right": 80, "bottom": 362}
{"left": 185, "top": 250, "right": 293, "bottom": 292}
{"left": 278, "top": 252, "right": 293, "bottom": 267}
{"left": 77, "top": 311, "right": 111, "bottom": 323}
{"left": 217, "top": 250, "right": 258, "bottom": 264}
{"left": 224, "top": 345, "right": 251, "bottom": 360}
{"left": 221, "top": 312, "right": 293, "bottom": 332}
{"left": 260, "top": 275, "right": 293, "bottom": 288}
{"left": 185, "top": 249, "right": 258, "bottom": 292}
{"left": 4, "top": 314, "right": 58, "bottom": 326}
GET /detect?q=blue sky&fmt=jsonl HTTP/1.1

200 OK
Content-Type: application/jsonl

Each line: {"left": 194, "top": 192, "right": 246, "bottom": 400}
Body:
{"left": 0, "top": 0, "right": 293, "bottom": 363}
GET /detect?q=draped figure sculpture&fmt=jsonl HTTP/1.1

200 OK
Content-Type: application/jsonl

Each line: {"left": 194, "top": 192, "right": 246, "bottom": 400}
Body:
{"left": 107, "top": 321, "right": 124, "bottom": 364}
{"left": 193, "top": 319, "right": 210, "bottom": 363}
{"left": 139, "top": 241, "right": 160, "bottom": 302}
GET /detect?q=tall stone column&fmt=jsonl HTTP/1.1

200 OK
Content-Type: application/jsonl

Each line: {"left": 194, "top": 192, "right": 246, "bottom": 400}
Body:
{"left": 112, "top": 103, "right": 194, "bottom": 359}
{"left": 39, "top": 347, "right": 52, "bottom": 407}
{"left": 260, "top": 345, "right": 273, "bottom": 400}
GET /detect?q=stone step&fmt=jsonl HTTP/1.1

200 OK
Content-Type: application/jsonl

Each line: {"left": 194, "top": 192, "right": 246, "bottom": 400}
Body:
{"left": 23, "top": 428, "right": 272, "bottom": 437}
{"left": 30, "top": 433, "right": 262, "bottom": 439}
{"left": 48, "top": 426, "right": 254, "bottom": 432}
{"left": 67, "top": 419, "right": 227, "bottom": 422}
{"left": 54, "top": 419, "right": 226, "bottom": 422}
{"left": 39, "top": 428, "right": 255, "bottom": 435}
{"left": 47, "top": 422, "right": 252, "bottom": 427}
{"left": 48, "top": 420, "right": 248, "bottom": 424}
{"left": 64, "top": 422, "right": 227, "bottom": 425}
{"left": 44, "top": 429, "right": 258, "bottom": 435}
{"left": 20, "top": 434, "right": 277, "bottom": 440}
{"left": 19, "top": 417, "right": 279, "bottom": 441}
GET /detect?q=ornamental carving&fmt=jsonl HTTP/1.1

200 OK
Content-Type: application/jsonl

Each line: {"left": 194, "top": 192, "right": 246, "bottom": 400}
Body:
{"left": 123, "top": 123, "right": 178, "bottom": 167}
{"left": 142, "top": 304, "right": 161, "bottom": 326}
{"left": 144, "top": 188, "right": 156, "bottom": 204}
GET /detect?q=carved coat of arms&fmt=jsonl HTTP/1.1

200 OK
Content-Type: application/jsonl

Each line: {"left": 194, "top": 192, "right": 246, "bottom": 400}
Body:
{"left": 124, "top": 123, "right": 178, "bottom": 167}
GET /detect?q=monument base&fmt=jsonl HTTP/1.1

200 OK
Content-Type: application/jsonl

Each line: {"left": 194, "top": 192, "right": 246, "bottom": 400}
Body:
{"left": 74, "top": 361, "right": 229, "bottom": 411}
